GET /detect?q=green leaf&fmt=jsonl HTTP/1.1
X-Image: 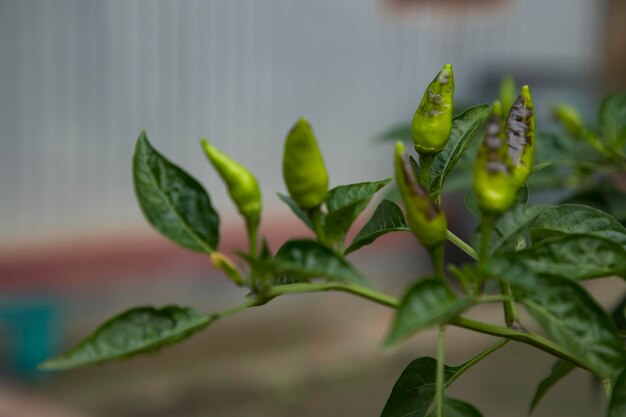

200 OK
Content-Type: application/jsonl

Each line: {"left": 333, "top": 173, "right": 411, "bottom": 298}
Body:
{"left": 269, "top": 239, "right": 369, "bottom": 286}
{"left": 488, "top": 204, "right": 549, "bottom": 254}
{"left": 608, "top": 367, "right": 626, "bottom": 417}
{"left": 430, "top": 105, "right": 492, "bottom": 202}
{"left": 529, "top": 360, "right": 576, "bottom": 413}
{"left": 494, "top": 267, "right": 626, "bottom": 379}
{"left": 40, "top": 306, "right": 211, "bottom": 370}
{"left": 426, "top": 398, "right": 484, "bottom": 417}
{"left": 324, "top": 178, "right": 392, "bottom": 243}
{"left": 385, "top": 278, "right": 472, "bottom": 347}
{"left": 277, "top": 193, "right": 314, "bottom": 230}
{"left": 563, "top": 181, "right": 626, "bottom": 224}
{"left": 133, "top": 131, "right": 219, "bottom": 252}
{"left": 464, "top": 189, "right": 481, "bottom": 220}
{"left": 381, "top": 357, "right": 461, "bottom": 417}
{"left": 611, "top": 293, "right": 626, "bottom": 333}
{"left": 599, "top": 91, "right": 626, "bottom": 146}
{"left": 381, "top": 341, "right": 506, "bottom": 417}
{"left": 490, "top": 234, "right": 626, "bottom": 280}
{"left": 346, "top": 199, "right": 410, "bottom": 254}
{"left": 531, "top": 204, "right": 626, "bottom": 248}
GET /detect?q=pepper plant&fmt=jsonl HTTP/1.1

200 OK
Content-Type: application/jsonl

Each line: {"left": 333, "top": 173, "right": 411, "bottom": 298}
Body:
{"left": 40, "top": 65, "right": 626, "bottom": 416}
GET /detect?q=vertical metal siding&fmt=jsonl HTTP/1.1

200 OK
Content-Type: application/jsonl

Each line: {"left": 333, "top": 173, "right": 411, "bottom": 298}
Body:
{"left": 0, "top": 0, "right": 600, "bottom": 242}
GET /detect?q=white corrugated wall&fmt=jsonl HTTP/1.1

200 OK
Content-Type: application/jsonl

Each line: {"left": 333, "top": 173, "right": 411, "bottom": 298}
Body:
{"left": 0, "top": 0, "right": 601, "bottom": 243}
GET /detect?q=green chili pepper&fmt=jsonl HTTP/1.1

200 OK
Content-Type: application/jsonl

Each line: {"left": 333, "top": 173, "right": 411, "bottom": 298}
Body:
{"left": 210, "top": 252, "right": 244, "bottom": 286}
{"left": 411, "top": 64, "right": 455, "bottom": 155}
{"left": 553, "top": 104, "right": 585, "bottom": 138}
{"left": 506, "top": 85, "right": 535, "bottom": 187}
{"left": 553, "top": 104, "right": 617, "bottom": 158}
{"left": 474, "top": 101, "right": 518, "bottom": 214}
{"left": 395, "top": 142, "right": 447, "bottom": 248}
{"left": 282, "top": 118, "right": 329, "bottom": 210}
{"left": 202, "top": 139, "right": 262, "bottom": 232}
{"left": 499, "top": 75, "right": 517, "bottom": 115}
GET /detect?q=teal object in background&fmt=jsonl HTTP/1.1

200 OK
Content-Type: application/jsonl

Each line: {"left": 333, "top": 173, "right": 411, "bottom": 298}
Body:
{"left": 0, "top": 298, "right": 61, "bottom": 377}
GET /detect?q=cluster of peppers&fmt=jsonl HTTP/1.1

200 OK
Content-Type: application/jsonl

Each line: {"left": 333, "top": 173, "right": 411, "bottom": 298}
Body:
{"left": 396, "top": 64, "right": 534, "bottom": 273}
{"left": 201, "top": 64, "right": 534, "bottom": 286}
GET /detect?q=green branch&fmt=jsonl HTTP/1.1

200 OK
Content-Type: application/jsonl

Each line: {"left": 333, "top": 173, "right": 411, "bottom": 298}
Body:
{"left": 251, "top": 283, "right": 589, "bottom": 374}
{"left": 446, "top": 230, "right": 478, "bottom": 260}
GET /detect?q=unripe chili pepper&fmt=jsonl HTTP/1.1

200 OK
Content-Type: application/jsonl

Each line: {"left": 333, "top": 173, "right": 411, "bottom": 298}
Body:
{"left": 394, "top": 142, "right": 447, "bottom": 248}
{"left": 411, "top": 64, "right": 455, "bottom": 155}
{"left": 506, "top": 85, "right": 535, "bottom": 187}
{"left": 202, "top": 139, "right": 262, "bottom": 231}
{"left": 553, "top": 104, "right": 584, "bottom": 138}
{"left": 499, "top": 75, "right": 517, "bottom": 115}
{"left": 552, "top": 104, "right": 615, "bottom": 157}
{"left": 474, "top": 101, "right": 518, "bottom": 214}
{"left": 282, "top": 118, "right": 329, "bottom": 210}
{"left": 210, "top": 252, "right": 244, "bottom": 286}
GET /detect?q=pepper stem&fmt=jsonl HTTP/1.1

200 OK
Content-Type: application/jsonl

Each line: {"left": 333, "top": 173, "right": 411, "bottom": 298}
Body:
{"left": 428, "top": 244, "right": 445, "bottom": 280}
{"left": 247, "top": 221, "right": 259, "bottom": 259}
{"left": 419, "top": 152, "right": 435, "bottom": 191}
{"left": 308, "top": 207, "right": 328, "bottom": 246}
{"left": 479, "top": 214, "right": 521, "bottom": 329}
{"left": 436, "top": 325, "right": 447, "bottom": 417}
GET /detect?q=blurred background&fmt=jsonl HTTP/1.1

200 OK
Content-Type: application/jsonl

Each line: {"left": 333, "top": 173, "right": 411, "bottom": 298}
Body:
{"left": 0, "top": 0, "right": 624, "bottom": 416}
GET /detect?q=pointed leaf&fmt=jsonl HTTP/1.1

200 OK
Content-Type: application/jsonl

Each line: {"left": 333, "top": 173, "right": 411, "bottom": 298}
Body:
{"left": 493, "top": 266, "right": 626, "bottom": 379}
{"left": 611, "top": 293, "right": 626, "bottom": 333}
{"left": 530, "top": 360, "right": 576, "bottom": 413}
{"left": 381, "top": 342, "right": 504, "bottom": 417}
{"left": 277, "top": 193, "right": 314, "bottom": 230}
{"left": 531, "top": 204, "right": 626, "bottom": 248}
{"left": 490, "top": 235, "right": 626, "bottom": 280}
{"left": 324, "top": 179, "right": 392, "bottom": 243}
{"left": 430, "top": 105, "right": 492, "bottom": 201}
{"left": 133, "top": 131, "right": 219, "bottom": 252}
{"left": 608, "top": 367, "right": 626, "bottom": 417}
{"left": 381, "top": 357, "right": 462, "bottom": 417}
{"left": 426, "top": 398, "right": 484, "bottom": 417}
{"left": 385, "top": 278, "right": 472, "bottom": 347}
{"left": 270, "top": 240, "right": 369, "bottom": 286}
{"left": 40, "top": 306, "right": 211, "bottom": 370}
{"left": 346, "top": 200, "right": 410, "bottom": 254}
{"left": 488, "top": 204, "right": 549, "bottom": 255}
{"left": 563, "top": 181, "right": 626, "bottom": 224}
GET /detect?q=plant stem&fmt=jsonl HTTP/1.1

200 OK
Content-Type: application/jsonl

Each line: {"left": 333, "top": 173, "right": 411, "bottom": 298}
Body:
{"left": 446, "top": 339, "right": 509, "bottom": 386}
{"left": 499, "top": 282, "right": 522, "bottom": 329}
{"left": 309, "top": 207, "right": 327, "bottom": 245}
{"left": 247, "top": 222, "right": 259, "bottom": 259}
{"left": 479, "top": 215, "right": 521, "bottom": 329}
{"left": 451, "top": 316, "right": 591, "bottom": 372}
{"left": 209, "top": 298, "right": 259, "bottom": 321}
{"left": 419, "top": 153, "right": 434, "bottom": 190}
{"left": 446, "top": 230, "right": 478, "bottom": 260}
{"left": 477, "top": 295, "right": 514, "bottom": 304}
{"left": 478, "top": 217, "right": 494, "bottom": 268}
{"left": 436, "top": 326, "right": 446, "bottom": 417}
{"left": 429, "top": 244, "right": 445, "bottom": 280}
{"left": 267, "top": 282, "right": 400, "bottom": 308}
{"left": 257, "top": 283, "right": 590, "bottom": 374}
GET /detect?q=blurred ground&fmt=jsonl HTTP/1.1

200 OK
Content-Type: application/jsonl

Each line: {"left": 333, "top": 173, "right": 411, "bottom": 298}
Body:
{"left": 0, "top": 217, "right": 618, "bottom": 417}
